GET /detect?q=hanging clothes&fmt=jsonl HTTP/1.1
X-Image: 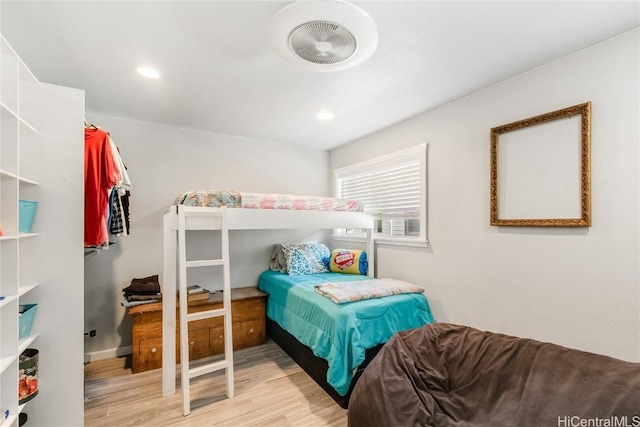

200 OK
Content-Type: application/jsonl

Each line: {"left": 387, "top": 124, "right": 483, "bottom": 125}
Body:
{"left": 107, "top": 136, "right": 132, "bottom": 237}
{"left": 84, "top": 126, "right": 121, "bottom": 247}
{"left": 109, "top": 136, "right": 131, "bottom": 191}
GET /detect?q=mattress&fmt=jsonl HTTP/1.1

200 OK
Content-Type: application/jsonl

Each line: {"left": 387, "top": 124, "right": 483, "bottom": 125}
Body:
{"left": 174, "top": 189, "right": 363, "bottom": 212}
{"left": 257, "top": 270, "right": 435, "bottom": 396}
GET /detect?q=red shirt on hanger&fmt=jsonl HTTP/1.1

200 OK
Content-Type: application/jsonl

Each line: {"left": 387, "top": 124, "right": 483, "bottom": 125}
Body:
{"left": 84, "top": 127, "right": 121, "bottom": 247}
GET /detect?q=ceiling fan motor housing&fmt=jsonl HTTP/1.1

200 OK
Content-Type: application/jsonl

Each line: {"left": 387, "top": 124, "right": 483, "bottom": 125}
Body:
{"left": 269, "top": 0, "right": 378, "bottom": 72}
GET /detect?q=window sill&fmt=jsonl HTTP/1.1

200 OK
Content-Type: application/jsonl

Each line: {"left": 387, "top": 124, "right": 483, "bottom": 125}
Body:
{"left": 332, "top": 235, "right": 429, "bottom": 248}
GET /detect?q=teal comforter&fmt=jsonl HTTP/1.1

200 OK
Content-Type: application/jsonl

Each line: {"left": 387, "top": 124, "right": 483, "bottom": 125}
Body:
{"left": 257, "top": 270, "right": 435, "bottom": 396}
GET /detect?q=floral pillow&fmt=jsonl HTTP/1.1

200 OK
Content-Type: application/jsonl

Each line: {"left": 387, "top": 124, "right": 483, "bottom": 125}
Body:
{"left": 281, "top": 242, "right": 330, "bottom": 275}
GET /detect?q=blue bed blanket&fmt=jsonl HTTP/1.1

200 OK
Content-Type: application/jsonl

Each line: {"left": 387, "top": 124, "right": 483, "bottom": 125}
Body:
{"left": 257, "top": 270, "right": 435, "bottom": 396}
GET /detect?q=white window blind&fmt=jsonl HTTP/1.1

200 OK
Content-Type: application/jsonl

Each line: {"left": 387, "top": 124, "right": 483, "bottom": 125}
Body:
{"left": 334, "top": 144, "right": 427, "bottom": 244}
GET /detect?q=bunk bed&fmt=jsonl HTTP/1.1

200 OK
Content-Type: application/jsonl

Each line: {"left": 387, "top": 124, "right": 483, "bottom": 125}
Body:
{"left": 161, "top": 191, "right": 375, "bottom": 399}
{"left": 162, "top": 190, "right": 434, "bottom": 410}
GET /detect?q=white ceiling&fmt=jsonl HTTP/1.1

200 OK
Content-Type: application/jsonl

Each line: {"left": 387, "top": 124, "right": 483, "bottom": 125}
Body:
{"left": 1, "top": 1, "right": 638, "bottom": 150}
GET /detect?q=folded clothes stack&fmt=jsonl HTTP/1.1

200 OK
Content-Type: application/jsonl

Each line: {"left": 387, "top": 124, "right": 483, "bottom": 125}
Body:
{"left": 122, "top": 274, "right": 162, "bottom": 307}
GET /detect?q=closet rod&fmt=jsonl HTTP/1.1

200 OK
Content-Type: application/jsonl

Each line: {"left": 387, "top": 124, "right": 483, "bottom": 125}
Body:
{"left": 84, "top": 248, "right": 100, "bottom": 260}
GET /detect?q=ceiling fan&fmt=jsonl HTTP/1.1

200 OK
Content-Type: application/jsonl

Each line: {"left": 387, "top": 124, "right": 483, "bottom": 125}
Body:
{"left": 268, "top": 0, "right": 379, "bottom": 72}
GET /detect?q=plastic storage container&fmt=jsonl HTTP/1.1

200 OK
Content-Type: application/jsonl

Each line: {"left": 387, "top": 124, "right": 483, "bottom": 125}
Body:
{"left": 19, "top": 200, "right": 38, "bottom": 233}
{"left": 18, "top": 348, "right": 39, "bottom": 404}
{"left": 18, "top": 304, "right": 37, "bottom": 339}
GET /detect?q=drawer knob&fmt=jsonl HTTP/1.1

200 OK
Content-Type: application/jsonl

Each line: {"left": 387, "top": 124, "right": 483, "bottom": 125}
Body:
{"left": 249, "top": 328, "right": 254, "bottom": 333}
{"left": 190, "top": 340, "right": 195, "bottom": 346}
{"left": 151, "top": 347, "right": 157, "bottom": 353}
{"left": 218, "top": 334, "right": 223, "bottom": 340}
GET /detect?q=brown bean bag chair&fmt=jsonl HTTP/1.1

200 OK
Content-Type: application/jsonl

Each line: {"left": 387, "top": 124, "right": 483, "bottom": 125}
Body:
{"left": 348, "top": 323, "right": 640, "bottom": 426}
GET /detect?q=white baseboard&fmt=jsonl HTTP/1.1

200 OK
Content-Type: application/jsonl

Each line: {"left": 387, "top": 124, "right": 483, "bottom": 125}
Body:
{"left": 84, "top": 345, "right": 132, "bottom": 364}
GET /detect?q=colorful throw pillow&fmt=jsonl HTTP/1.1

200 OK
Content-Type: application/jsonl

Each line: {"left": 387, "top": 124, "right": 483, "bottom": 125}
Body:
{"left": 329, "top": 249, "right": 368, "bottom": 275}
{"left": 268, "top": 241, "right": 318, "bottom": 273}
{"left": 281, "top": 242, "right": 330, "bottom": 275}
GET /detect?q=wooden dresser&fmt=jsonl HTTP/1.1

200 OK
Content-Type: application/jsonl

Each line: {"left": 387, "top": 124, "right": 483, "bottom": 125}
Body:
{"left": 127, "top": 287, "right": 267, "bottom": 373}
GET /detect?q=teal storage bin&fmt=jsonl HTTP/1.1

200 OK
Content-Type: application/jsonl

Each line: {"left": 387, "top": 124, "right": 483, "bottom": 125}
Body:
{"left": 19, "top": 304, "right": 37, "bottom": 339}
{"left": 19, "top": 200, "right": 38, "bottom": 233}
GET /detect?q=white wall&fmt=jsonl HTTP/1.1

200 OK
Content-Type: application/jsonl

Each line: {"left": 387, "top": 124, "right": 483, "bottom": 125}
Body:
{"left": 83, "top": 115, "right": 330, "bottom": 360}
{"left": 28, "top": 82, "right": 85, "bottom": 427}
{"left": 331, "top": 29, "right": 640, "bottom": 362}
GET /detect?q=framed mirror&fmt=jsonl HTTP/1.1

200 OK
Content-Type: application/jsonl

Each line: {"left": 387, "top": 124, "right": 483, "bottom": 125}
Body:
{"left": 490, "top": 102, "right": 591, "bottom": 227}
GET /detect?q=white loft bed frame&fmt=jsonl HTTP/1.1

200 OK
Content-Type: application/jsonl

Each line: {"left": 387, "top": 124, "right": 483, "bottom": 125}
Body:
{"left": 161, "top": 204, "right": 375, "bottom": 399}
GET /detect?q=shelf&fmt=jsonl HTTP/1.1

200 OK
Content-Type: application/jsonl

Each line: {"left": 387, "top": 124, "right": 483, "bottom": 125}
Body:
{"left": 18, "top": 233, "right": 38, "bottom": 239}
{"left": 0, "top": 354, "right": 17, "bottom": 375}
{"left": 18, "top": 333, "right": 39, "bottom": 354}
{"left": 0, "top": 233, "right": 38, "bottom": 241}
{"left": 0, "top": 169, "right": 19, "bottom": 180}
{"left": 0, "top": 295, "right": 17, "bottom": 307}
{"left": 0, "top": 405, "right": 29, "bottom": 427}
{"left": 18, "top": 284, "right": 38, "bottom": 297}
{"left": 19, "top": 176, "right": 39, "bottom": 186}
{"left": 0, "top": 169, "right": 39, "bottom": 185}
{"left": 1, "top": 414, "right": 17, "bottom": 427}
{"left": 18, "top": 116, "right": 39, "bottom": 135}
{"left": 0, "top": 101, "right": 18, "bottom": 120}
{"left": 0, "top": 95, "right": 39, "bottom": 136}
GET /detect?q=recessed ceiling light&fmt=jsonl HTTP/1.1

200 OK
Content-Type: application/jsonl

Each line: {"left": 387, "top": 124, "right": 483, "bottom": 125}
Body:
{"left": 317, "top": 111, "right": 334, "bottom": 120}
{"left": 136, "top": 66, "right": 161, "bottom": 79}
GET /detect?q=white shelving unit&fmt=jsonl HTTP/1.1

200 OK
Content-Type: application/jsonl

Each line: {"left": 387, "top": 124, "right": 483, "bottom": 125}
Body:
{"left": 0, "top": 34, "right": 84, "bottom": 427}
{"left": 0, "top": 33, "right": 38, "bottom": 427}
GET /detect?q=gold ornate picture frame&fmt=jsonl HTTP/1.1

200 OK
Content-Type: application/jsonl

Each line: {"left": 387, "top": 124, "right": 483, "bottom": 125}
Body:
{"left": 490, "top": 102, "right": 591, "bottom": 227}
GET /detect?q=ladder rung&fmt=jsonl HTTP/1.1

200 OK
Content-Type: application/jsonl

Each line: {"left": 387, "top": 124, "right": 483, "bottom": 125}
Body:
{"left": 186, "top": 308, "right": 227, "bottom": 322}
{"left": 185, "top": 259, "right": 224, "bottom": 268}
{"left": 179, "top": 206, "right": 225, "bottom": 216}
{"left": 189, "top": 359, "right": 229, "bottom": 378}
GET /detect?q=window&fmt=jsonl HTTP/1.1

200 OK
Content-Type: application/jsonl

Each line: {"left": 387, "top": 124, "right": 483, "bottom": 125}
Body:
{"left": 334, "top": 143, "right": 428, "bottom": 246}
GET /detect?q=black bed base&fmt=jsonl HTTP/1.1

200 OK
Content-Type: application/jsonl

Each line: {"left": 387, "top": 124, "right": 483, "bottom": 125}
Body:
{"left": 266, "top": 318, "right": 382, "bottom": 409}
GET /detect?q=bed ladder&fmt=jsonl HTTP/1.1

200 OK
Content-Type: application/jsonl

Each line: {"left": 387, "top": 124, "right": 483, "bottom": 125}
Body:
{"left": 177, "top": 205, "right": 234, "bottom": 416}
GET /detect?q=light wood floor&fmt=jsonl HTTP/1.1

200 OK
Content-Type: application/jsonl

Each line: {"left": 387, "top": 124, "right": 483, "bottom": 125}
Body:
{"left": 84, "top": 339, "right": 348, "bottom": 427}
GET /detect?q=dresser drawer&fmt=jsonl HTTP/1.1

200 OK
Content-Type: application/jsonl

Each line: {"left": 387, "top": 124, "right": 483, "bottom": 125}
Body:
{"left": 208, "top": 318, "right": 266, "bottom": 353}
{"left": 232, "top": 298, "right": 266, "bottom": 323}
{"left": 137, "top": 328, "right": 207, "bottom": 372}
{"left": 128, "top": 286, "right": 267, "bottom": 373}
{"left": 233, "top": 318, "right": 266, "bottom": 350}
